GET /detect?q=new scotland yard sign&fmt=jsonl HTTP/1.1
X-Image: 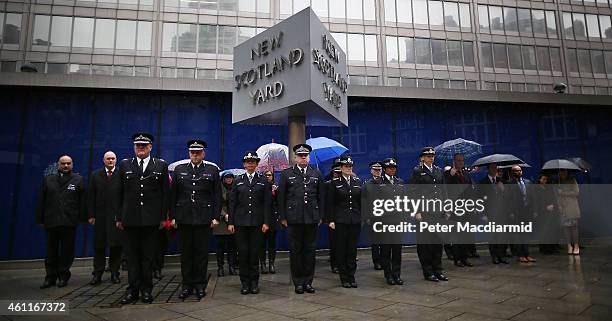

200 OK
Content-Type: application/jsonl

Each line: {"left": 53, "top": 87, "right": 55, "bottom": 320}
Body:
{"left": 232, "top": 7, "right": 348, "bottom": 126}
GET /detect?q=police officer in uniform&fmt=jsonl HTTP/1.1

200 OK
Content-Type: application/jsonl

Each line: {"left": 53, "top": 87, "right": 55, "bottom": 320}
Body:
{"left": 170, "top": 139, "right": 221, "bottom": 300}
{"left": 228, "top": 151, "right": 272, "bottom": 295}
{"left": 117, "top": 133, "right": 170, "bottom": 304}
{"left": 278, "top": 144, "right": 325, "bottom": 294}
{"left": 410, "top": 147, "right": 449, "bottom": 282}
{"left": 327, "top": 156, "right": 362, "bottom": 288}
{"left": 325, "top": 160, "right": 342, "bottom": 274}
{"left": 367, "top": 161, "right": 383, "bottom": 270}
{"left": 37, "top": 155, "right": 87, "bottom": 289}
{"left": 379, "top": 158, "right": 405, "bottom": 285}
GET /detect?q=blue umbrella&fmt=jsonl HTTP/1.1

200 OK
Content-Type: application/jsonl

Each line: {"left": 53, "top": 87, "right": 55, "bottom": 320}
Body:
{"left": 306, "top": 137, "right": 348, "bottom": 165}
{"left": 434, "top": 138, "right": 482, "bottom": 160}
{"left": 220, "top": 168, "right": 247, "bottom": 177}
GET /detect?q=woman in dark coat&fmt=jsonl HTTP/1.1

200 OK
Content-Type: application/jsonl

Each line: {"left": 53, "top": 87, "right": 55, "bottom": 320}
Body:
{"left": 260, "top": 169, "right": 280, "bottom": 274}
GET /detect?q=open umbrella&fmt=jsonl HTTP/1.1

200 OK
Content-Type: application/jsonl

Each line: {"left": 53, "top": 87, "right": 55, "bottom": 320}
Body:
{"left": 169, "top": 159, "right": 219, "bottom": 171}
{"left": 434, "top": 138, "right": 482, "bottom": 160}
{"left": 542, "top": 159, "right": 582, "bottom": 172}
{"left": 256, "top": 142, "right": 289, "bottom": 172}
{"left": 220, "top": 168, "right": 247, "bottom": 177}
{"left": 566, "top": 157, "right": 591, "bottom": 172}
{"left": 498, "top": 163, "right": 531, "bottom": 169}
{"left": 471, "top": 154, "right": 526, "bottom": 167}
{"left": 306, "top": 136, "right": 348, "bottom": 165}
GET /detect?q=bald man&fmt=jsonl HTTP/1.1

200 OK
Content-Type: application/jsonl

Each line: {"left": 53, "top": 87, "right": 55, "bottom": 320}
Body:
{"left": 88, "top": 151, "right": 124, "bottom": 285}
{"left": 36, "top": 155, "right": 87, "bottom": 289}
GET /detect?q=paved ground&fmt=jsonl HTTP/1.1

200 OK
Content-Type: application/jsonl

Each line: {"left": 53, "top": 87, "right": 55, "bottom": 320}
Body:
{"left": 1, "top": 242, "right": 611, "bottom": 321}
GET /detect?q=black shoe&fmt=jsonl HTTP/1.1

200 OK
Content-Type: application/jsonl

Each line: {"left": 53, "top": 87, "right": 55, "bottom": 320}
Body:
{"left": 250, "top": 281, "right": 259, "bottom": 294}
{"left": 386, "top": 277, "right": 396, "bottom": 285}
{"left": 141, "top": 292, "right": 153, "bottom": 304}
{"left": 454, "top": 260, "right": 465, "bottom": 267}
{"left": 40, "top": 278, "right": 56, "bottom": 289}
{"left": 260, "top": 262, "right": 268, "bottom": 274}
{"left": 461, "top": 260, "right": 474, "bottom": 267}
{"left": 111, "top": 272, "right": 121, "bottom": 284}
{"left": 228, "top": 265, "right": 237, "bottom": 275}
{"left": 269, "top": 262, "right": 276, "bottom": 274}
{"left": 435, "top": 273, "right": 449, "bottom": 281}
{"left": 393, "top": 276, "right": 404, "bottom": 285}
{"left": 374, "top": 264, "right": 383, "bottom": 270}
{"left": 89, "top": 274, "right": 102, "bottom": 285}
{"left": 304, "top": 284, "right": 315, "bottom": 293}
{"left": 350, "top": 282, "right": 358, "bottom": 288}
{"left": 178, "top": 287, "right": 192, "bottom": 300}
{"left": 424, "top": 275, "right": 439, "bottom": 282}
{"left": 240, "top": 283, "right": 250, "bottom": 295}
{"left": 196, "top": 288, "right": 206, "bottom": 299}
{"left": 331, "top": 267, "right": 339, "bottom": 274}
{"left": 217, "top": 266, "right": 225, "bottom": 277}
{"left": 499, "top": 258, "right": 510, "bottom": 264}
{"left": 492, "top": 257, "right": 500, "bottom": 264}
{"left": 341, "top": 282, "right": 351, "bottom": 288}
{"left": 153, "top": 270, "right": 162, "bottom": 280}
{"left": 120, "top": 292, "right": 138, "bottom": 305}
{"left": 57, "top": 278, "right": 68, "bottom": 288}
{"left": 294, "top": 285, "right": 304, "bottom": 294}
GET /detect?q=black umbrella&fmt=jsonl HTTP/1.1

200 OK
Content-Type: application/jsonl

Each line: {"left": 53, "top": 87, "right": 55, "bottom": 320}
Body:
{"left": 498, "top": 163, "right": 531, "bottom": 169}
{"left": 471, "top": 154, "right": 526, "bottom": 167}
{"left": 567, "top": 157, "right": 591, "bottom": 172}
{"left": 542, "top": 159, "right": 582, "bottom": 172}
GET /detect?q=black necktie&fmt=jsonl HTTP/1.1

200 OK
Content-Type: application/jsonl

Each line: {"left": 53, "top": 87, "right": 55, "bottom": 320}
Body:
{"left": 301, "top": 168, "right": 306, "bottom": 175}
{"left": 139, "top": 159, "right": 144, "bottom": 173}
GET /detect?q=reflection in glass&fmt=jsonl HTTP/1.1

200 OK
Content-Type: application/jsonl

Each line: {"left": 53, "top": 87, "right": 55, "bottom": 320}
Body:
{"left": 566, "top": 48, "right": 578, "bottom": 73}
{"left": 550, "top": 47, "right": 562, "bottom": 72}
{"left": 72, "top": 17, "right": 94, "bottom": 48}
{"left": 572, "top": 13, "right": 586, "bottom": 39}
{"left": 443, "top": 2, "right": 459, "bottom": 28}
{"left": 178, "top": 24, "right": 197, "bottom": 52}
{"left": 447, "top": 40, "right": 462, "bottom": 66}
{"left": 331, "top": 32, "right": 347, "bottom": 52}
{"left": 522, "top": 45, "right": 537, "bottom": 70}
{"left": 135, "top": 66, "right": 150, "bottom": 76}
{"left": 429, "top": 1, "right": 443, "bottom": 26}
{"left": 257, "top": 0, "right": 270, "bottom": 14}
{"left": 330, "top": 0, "right": 346, "bottom": 19}
{"left": 600, "top": 16, "right": 611, "bottom": 39}
{"left": 413, "top": 0, "right": 428, "bottom": 25}
{"left": 114, "top": 65, "right": 134, "bottom": 76}
{"left": 508, "top": 44, "right": 522, "bottom": 69}
{"left": 431, "top": 39, "right": 447, "bottom": 65}
{"left": 33, "top": 15, "right": 51, "bottom": 46}
{"left": 532, "top": 10, "right": 546, "bottom": 35}
{"left": 365, "top": 34, "right": 377, "bottom": 64}
{"left": 463, "top": 41, "right": 474, "bottom": 66}
{"left": 493, "top": 43, "right": 507, "bottom": 69}
{"left": 4, "top": 13, "right": 21, "bottom": 45}
{"left": 546, "top": 11, "right": 557, "bottom": 38}
{"left": 0, "top": 13, "right": 3, "bottom": 43}
{"left": 604, "top": 52, "right": 612, "bottom": 74}
{"left": 586, "top": 14, "right": 600, "bottom": 38}
{"left": 386, "top": 36, "right": 398, "bottom": 64}
{"left": 162, "top": 22, "right": 177, "bottom": 52}
{"left": 563, "top": 12, "right": 573, "bottom": 39}
{"left": 238, "top": 0, "right": 255, "bottom": 12}
{"left": 385, "top": 0, "right": 397, "bottom": 22}
{"left": 504, "top": 7, "right": 517, "bottom": 32}
{"left": 481, "top": 43, "right": 493, "bottom": 68}
{"left": 399, "top": 37, "right": 415, "bottom": 64}
{"left": 219, "top": 0, "right": 238, "bottom": 11}
{"left": 50, "top": 16, "right": 73, "bottom": 47}
{"left": 348, "top": 33, "right": 365, "bottom": 63}
{"left": 415, "top": 38, "right": 431, "bottom": 64}
{"left": 536, "top": 46, "right": 550, "bottom": 71}
{"left": 218, "top": 25, "right": 236, "bottom": 55}
{"left": 459, "top": 3, "right": 470, "bottom": 29}
{"left": 418, "top": 78, "right": 433, "bottom": 88}
{"left": 347, "top": 0, "right": 363, "bottom": 20}
{"left": 517, "top": 9, "right": 532, "bottom": 35}
{"left": 95, "top": 19, "right": 115, "bottom": 49}
{"left": 489, "top": 6, "right": 503, "bottom": 31}
{"left": 237, "top": 27, "right": 255, "bottom": 45}
{"left": 177, "top": 68, "right": 195, "bottom": 78}
{"left": 591, "top": 50, "right": 605, "bottom": 74}
{"left": 137, "top": 21, "right": 152, "bottom": 51}
{"left": 198, "top": 24, "right": 217, "bottom": 53}
{"left": 577, "top": 49, "right": 591, "bottom": 73}
{"left": 397, "top": 0, "right": 412, "bottom": 23}
{"left": 116, "top": 20, "right": 137, "bottom": 50}
{"left": 47, "top": 63, "right": 67, "bottom": 74}
{"left": 92, "top": 65, "right": 113, "bottom": 75}
{"left": 312, "top": 0, "right": 328, "bottom": 18}
{"left": 478, "top": 5, "right": 489, "bottom": 31}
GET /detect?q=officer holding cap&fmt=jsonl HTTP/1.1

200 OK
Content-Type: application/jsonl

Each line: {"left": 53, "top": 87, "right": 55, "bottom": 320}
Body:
{"left": 170, "top": 139, "right": 221, "bottom": 300}
{"left": 227, "top": 151, "right": 272, "bottom": 295}
{"left": 277, "top": 144, "right": 325, "bottom": 294}
{"left": 117, "top": 133, "right": 170, "bottom": 304}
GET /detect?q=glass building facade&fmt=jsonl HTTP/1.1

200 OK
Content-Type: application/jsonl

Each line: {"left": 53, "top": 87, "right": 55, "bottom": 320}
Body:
{"left": 1, "top": 0, "right": 612, "bottom": 259}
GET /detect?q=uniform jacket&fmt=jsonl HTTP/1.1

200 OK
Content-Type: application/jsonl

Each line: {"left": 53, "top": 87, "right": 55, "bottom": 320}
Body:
{"left": 409, "top": 164, "right": 446, "bottom": 223}
{"left": 36, "top": 172, "right": 87, "bottom": 228}
{"left": 170, "top": 162, "right": 221, "bottom": 226}
{"left": 477, "top": 176, "right": 507, "bottom": 223}
{"left": 228, "top": 172, "right": 272, "bottom": 227}
{"left": 327, "top": 176, "right": 363, "bottom": 225}
{"left": 118, "top": 157, "right": 169, "bottom": 227}
{"left": 88, "top": 167, "right": 123, "bottom": 247}
{"left": 277, "top": 165, "right": 325, "bottom": 224}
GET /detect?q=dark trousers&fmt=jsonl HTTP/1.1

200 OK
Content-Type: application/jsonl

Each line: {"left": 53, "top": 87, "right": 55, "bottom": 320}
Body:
{"left": 287, "top": 224, "right": 318, "bottom": 287}
{"left": 93, "top": 246, "right": 122, "bottom": 276}
{"left": 371, "top": 244, "right": 382, "bottom": 265}
{"left": 153, "top": 229, "right": 167, "bottom": 272}
{"left": 328, "top": 227, "right": 337, "bottom": 268}
{"left": 178, "top": 224, "right": 210, "bottom": 289}
{"left": 216, "top": 235, "right": 237, "bottom": 267}
{"left": 451, "top": 244, "right": 469, "bottom": 262}
{"left": 125, "top": 226, "right": 159, "bottom": 294}
{"left": 235, "top": 226, "right": 263, "bottom": 284}
{"left": 515, "top": 244, "right": 530, "bottom": 257}
{"left": 260, "top": 230, "right": 277, "bottom": 263}
{"left": 335, "top": 224, "right": 360, "bottom": 283}
{"left": 417, "top": 243, "right": 443, "bottom": 276}
{"left": 45, "top": 226, "right": 76, "bottom": 281}
{"left": 489, "top": 244, "right": 508, "bottom": 259}
{"left": 380, "top": 244, "right": 402, "bottom": 278}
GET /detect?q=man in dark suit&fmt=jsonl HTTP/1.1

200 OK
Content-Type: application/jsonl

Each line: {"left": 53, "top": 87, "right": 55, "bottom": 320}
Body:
{"left": 170, "top": 139, "right": 220, "bottom": 300}
{"left": 278, "top": 144, "right": 325, "bottom": 294}
{"left": 326, "top": 156, "right": 362, "bottom": 288}
{"left": 506, "top": 165, "right": 535, "bottom": 263}
{"left": 410, "top": 147, "right": 448, "bottom": 282}
{"left": 37, "top": 155, "right": 86, "bottom": 289}
{"left": 379, "top": 157, "right": 405, "bottom": 285}
{"left": 367, "top": 161, "right": 383, "bottom": 270}
{"left": 88, "top": 151, "right": 123, "bottom": 285}
{"left": 117, "top": 133, "right": 170, "bottom": 304}
{"left": 477, "top": 164, "right": 509, "bottom": 264}
{"left": 443, "top": 153, "right": 475, "bottom": 267}
{"left": 228, "top": 151, "right": 272, "bottom": 295}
